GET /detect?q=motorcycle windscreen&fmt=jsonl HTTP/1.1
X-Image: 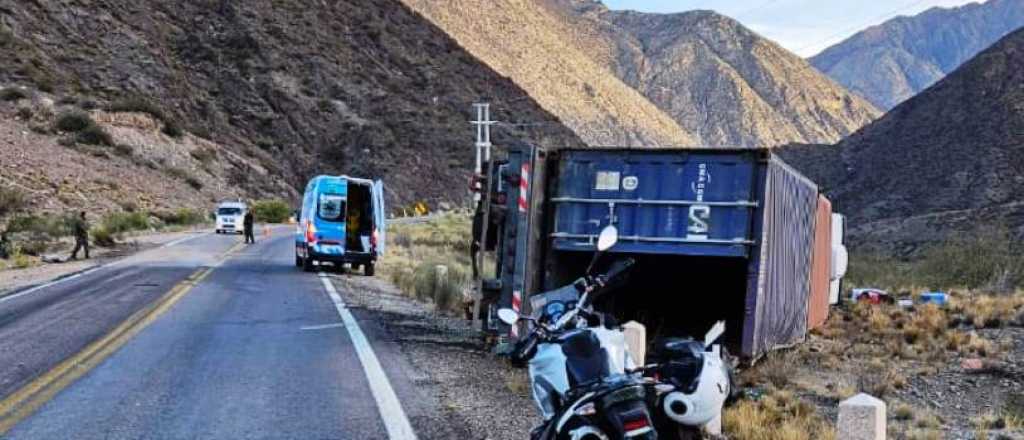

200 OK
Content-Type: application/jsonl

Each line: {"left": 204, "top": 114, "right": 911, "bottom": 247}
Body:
{"left": 560, "top": 330, "right": 613, "bottom": 388}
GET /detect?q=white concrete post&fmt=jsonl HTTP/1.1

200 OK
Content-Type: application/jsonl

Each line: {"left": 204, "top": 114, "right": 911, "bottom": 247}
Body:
{"left": 838, "top": 393, "right": 886, "bottom": 440}
{"left": 434, "top": 265, "right": 448, "bottom": 298}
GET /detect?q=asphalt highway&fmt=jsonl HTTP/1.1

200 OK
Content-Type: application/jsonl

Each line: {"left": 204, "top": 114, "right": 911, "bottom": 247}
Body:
{"left": 0, "top": 230, "right": 455, "bottom": 439}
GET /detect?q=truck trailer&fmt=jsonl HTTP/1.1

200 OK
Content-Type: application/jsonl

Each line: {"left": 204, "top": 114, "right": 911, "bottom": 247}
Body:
{"left": 474, "top": 144, "right": 847, "bottom": 361}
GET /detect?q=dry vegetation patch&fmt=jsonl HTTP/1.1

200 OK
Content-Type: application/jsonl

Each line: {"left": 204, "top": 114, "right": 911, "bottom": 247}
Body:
{"left": 378, "top": 212, "right": 475, "bottom": 315}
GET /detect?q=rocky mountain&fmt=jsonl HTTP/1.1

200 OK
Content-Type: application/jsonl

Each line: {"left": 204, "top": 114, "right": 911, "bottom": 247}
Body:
{"left": 399, "top": 0, "right": 697, "bottom": 147}
{"left": 404, "top": 0, "right": 880, "bottom": 149}
{"left": 782, "top": 28, "right": 1024, "bottom": 252}
{"left": 811, "top": 0, "right": 1024, "bottom": 110}
{"left": 0, "top": 0, "right": 582, "bottom": 213}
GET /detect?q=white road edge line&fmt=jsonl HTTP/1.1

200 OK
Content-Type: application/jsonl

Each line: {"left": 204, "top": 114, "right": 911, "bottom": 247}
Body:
{"left": 0, "top": 232, "right": 210, "bottom": 305}
{"left": 318, "top": 273, "right": 418, "bottom": 440}
{"left": 300, "top": 323, "right": 346, "bottom": 331}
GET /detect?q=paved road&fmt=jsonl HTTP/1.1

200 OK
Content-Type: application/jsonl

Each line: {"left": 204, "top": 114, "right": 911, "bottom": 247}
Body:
{"left": 0, "top": 229, "right": 457, "bottom": 439}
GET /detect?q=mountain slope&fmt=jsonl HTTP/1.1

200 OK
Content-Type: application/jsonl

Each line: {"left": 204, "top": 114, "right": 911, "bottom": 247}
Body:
{"left": 811, "top": 0, "right": 1024, "bottom": 110}
{"left": 784, "top": 28, "right": 1024, "bottom": 250}
{"left": 0, "top": 0, "right": 583, "bottom": 209}
{"left": 538, "top": 0, "right": 881, "bottom": 149}
{"left": 400, "top": 0, "right": 698, "bottom": 147}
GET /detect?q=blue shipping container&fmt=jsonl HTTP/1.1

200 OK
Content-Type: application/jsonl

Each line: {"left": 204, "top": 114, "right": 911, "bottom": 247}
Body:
{"left": 485, "top": 146, "right": 824, "bottom": 361}
{"left": 550, "top": 150, "right": 759, "bottom": 258}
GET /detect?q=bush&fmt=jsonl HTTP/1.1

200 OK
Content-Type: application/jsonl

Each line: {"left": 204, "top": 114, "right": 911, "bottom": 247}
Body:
{"left": 6, "top": 214, "right": 70, "bottom": 238}
{"left": 847, "top": 226, "right": 1024, "bottom": 293}
{"left": 162, "top": 120, "right": 183, "bottom": 138}
{"left": 101, "top": 211, "right": 150, "bottom": 235}
{"left": 251, "top": 199, "right": 292, "bottom": 223}
{"left": 16, "top": 105, "right": 33, "bottom": 119}
{"left": 190, "top": 147, "right": 217, "bottom": 164}
{"left": 91, "top": 226, "right": 116, "bottom": 247}
{"left": 185, "top": 176, "right": 203, "bottom": 190}
{"left": 75, "top": 123, "right": 113, "bottom": 146}
{"left": 12, "top": 250, "right": 32, "bottom": 269}
{"left": 0, "top": 87, "right": 28, "bottom": 101}
{"left": 54, "top": 110, "right": 94, "bottom": 132}
{"left": 0, "top": 187, "right": 27, "bottom": 220}
{"left": 154, "top": 208, "right": 206, "bottom": 226}
{"left": 107, "top": 96, "right": 165, "bottom": 120}
{"left": 411, "top": 260, "right": 468, "bottom": 312}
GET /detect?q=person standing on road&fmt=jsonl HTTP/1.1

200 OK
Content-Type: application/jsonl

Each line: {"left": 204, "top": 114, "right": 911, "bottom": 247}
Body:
{"left": 70, "top": 211, "right": 90, "bottom": 260}
{"left": 243, "top": 209, "right": 255, "bottom": 244}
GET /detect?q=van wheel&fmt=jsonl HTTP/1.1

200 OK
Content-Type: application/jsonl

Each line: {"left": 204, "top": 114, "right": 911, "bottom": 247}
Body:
{"left": 303, "top": 257, "right": 315, "bottom": 273}
{"left": 364, "top": 263, "right": 375, "bottom": 277}
{"left": 295, "top": 255, "right": 303, "bottom": 268}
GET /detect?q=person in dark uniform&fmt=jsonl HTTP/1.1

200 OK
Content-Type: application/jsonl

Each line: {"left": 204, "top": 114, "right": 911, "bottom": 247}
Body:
{"left": 70, "top": 211, "right": 90, "bottom": 260}
{"left": 0, "top": 230, "right": 10, "bottom": 260}
{"left": 243, "top": 210, "right": 255, "bottom": 244}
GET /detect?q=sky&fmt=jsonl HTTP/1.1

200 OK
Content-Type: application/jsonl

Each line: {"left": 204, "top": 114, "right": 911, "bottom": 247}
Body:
{"left": 602, "top": 0, "right": 984, "bottom": 56}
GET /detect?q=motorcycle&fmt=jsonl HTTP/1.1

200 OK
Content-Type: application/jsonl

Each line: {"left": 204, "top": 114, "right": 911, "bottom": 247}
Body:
{"left": 638, "top": 324, "right": 734, "bottom": 439}
{"left": 498, "top": 225, "right": 656, "bottom": 440}
{"left": 499, "top": 225, "right": 734, "bottom": 440}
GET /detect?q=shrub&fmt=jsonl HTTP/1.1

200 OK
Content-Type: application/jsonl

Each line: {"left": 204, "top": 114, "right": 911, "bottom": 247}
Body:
{"left": 16, "top": 105, "right": 33, "bottom": 119}
{"left": 5, "top": 214, "right": 70, "bottom": 239}
{"left": 113, "top": 143, "right": 133, "bottom": 156}
{"left": 107, "top": 96, "right": 165, "bottom": 120}
{"left": 12, "top": 250, "right": 32, "bottom": 269}
{"left": 185, "top": 176, "right": 203, "bottom": 190}
{"left": 91, "top": 226, "right": 116, "bottom": 247}
{"left": 0, "top": 87, "right": 28, "bottom": 101}
{"left": 190, "top": 147, "right": 217, "bottom": 164}
{"left": 251, "top": 199, "right": 292, "bottom": 223}
{"left": 411, "top": 260, "right": 468, "bottom": 312}
{"left": 154, "top": 208, "right": 206, "bottom": 226}
{"left": 0, "top": 187, "right": 27, "bottom": 220}
{"left": 54, "top": 110, "right": 94, "bottom": 132}
{"left": 75, "top": 123, "right": 113, "bottom": 146}
{"left": 162, "top": 120, "right": 183, "bottom": 138}
{"left": 101, "top": 211, "right": 150, "bottom": 235}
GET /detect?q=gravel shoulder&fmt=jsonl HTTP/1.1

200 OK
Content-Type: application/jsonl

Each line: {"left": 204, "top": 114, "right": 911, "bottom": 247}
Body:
{"left": 330, "top": 272, "right": 539, "bottom": 439}
{"left": 0, "top": 228, "right": 209, "bottom": 297}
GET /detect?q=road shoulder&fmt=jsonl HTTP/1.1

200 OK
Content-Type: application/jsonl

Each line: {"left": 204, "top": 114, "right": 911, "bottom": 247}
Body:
{"left": 0, "top": 229, "right": 208, "bottom": 299}
{"left": 326, "top": 272, "right": 538, "bottom": 440}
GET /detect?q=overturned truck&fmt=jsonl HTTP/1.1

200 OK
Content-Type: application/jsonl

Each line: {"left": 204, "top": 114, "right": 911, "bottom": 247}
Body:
{"left": 474, "top": 144, "right": 848, "bottom": 362}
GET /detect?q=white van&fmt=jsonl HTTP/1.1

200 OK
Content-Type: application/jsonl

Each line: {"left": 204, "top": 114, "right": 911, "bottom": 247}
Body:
{"left": 215, "top": 201, "right": 248, "bottom": 234}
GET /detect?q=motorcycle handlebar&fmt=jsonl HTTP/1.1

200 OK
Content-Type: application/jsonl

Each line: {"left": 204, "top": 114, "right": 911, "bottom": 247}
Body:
{"left": 602, "top": 258, "right": 635, "bottom": 284}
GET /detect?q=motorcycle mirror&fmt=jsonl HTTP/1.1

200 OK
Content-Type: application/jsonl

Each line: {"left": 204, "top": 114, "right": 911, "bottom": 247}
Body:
{"left": 497, "top": 308, "right": 520, "bottom": 326}
{"left": 596, "top": 225, "right": 619, "bottom": 251}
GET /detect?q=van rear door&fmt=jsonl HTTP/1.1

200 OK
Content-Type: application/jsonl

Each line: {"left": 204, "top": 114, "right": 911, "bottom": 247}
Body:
{"left": 372, "top": 180, "right": 386, "bottom": 255}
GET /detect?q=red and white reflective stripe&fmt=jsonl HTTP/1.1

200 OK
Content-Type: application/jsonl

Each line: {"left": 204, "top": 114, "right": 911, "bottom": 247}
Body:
{"left": 510, "top": 290, "right": 522, "bottom": 337}
{"left": 518, "top": 163, "right": 530, "bottom": 212}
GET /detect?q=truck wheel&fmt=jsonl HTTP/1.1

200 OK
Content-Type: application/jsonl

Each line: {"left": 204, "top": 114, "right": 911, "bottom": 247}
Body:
{"left": 364, "top": 263, "right": 375, "bottom": 277}
{"left": 303, "top": 257, "right": 315, "bottom": 273}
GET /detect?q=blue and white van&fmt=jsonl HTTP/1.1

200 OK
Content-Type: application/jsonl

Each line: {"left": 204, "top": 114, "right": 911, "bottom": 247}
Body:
{"left": 295, "top": 175, "right": 386, "bottom": 275}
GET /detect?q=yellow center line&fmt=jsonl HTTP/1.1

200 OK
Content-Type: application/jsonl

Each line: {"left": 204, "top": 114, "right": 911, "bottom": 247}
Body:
{"left": 0, "top": 241, "right": 246, "bottom": 435}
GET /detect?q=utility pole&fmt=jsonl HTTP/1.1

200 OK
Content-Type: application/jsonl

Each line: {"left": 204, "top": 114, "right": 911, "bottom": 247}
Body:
{"left": 471, "top": 103, "right": 494, "bottom": 202}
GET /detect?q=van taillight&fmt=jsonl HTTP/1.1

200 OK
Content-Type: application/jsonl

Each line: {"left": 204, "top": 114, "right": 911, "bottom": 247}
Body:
{"left": 370, "top": 228, "right": 378, "bottom": 249}
{"left": 305, "top": 221, "right": 317, "bottom": 244}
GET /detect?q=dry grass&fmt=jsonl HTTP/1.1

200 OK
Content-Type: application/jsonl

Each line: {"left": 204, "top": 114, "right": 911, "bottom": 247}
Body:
{"left": 379, "top": 212, "right": 474, "bottom": 314}
{"left": 504, "top": 368, "right": 531, "bottom": 397}
{"left": 723, "top": 388, "right": 834, "bottom": 440}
